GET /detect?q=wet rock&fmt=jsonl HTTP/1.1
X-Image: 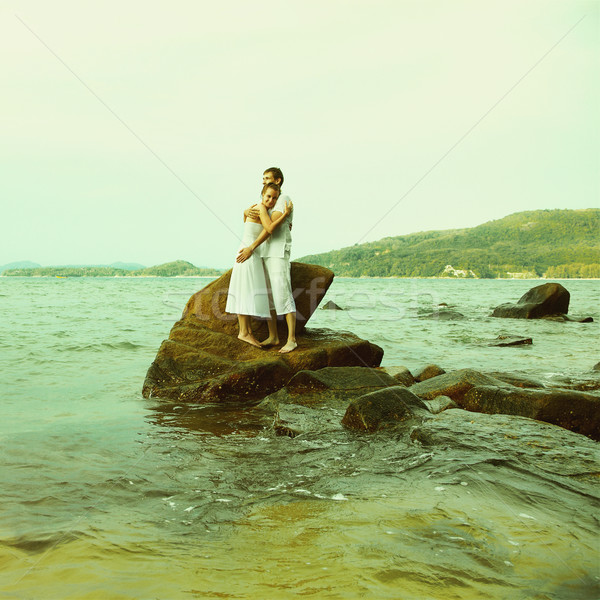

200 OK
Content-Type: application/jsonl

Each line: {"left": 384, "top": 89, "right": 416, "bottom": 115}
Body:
{"left": 182, "top": 262, "right": 334, "bottom": 338}
{"left": 143, "top": 324, "right": 383, "bottom": 402}
{"left": 422, "top": 395, "right": 457, "bottom": 414}
{"left": 553, "top": 314, "right": 593, "bottom": 323}
{"left": 413, "top": 364, "right": 447, "bottom": 383}
{"left": 382, "top": 365, "right": 415, "bottom": 387}
{"left": 321, "top": 300, "right": 344, "bottom": 310}
{"left": 491, "top": 282, "right": 570, "bottom": 319}
{"left": 260, "top": 366, "right": 396, "bottom": 410}
{"left": 460, "top": 385, "right": 600, "bottom": 441}
{"left": 486, "top": 372, "right": 545, "bottom": 389}
{"left": 593, "top": 362, "right": 600, "bottom": 372}
{"left": 341, "top": 386, "right": 428, "bottom": 432}
{"left": 487, "top": 335, "right": 532, "bottom": 347}
{"left": 409, "top": 369, "right": 506, "bottom": 403}
{"left": 420, "top": 308, "right": 465, "bottom": 320}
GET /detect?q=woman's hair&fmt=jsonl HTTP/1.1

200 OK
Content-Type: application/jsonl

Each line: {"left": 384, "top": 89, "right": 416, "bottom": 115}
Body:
{"left": 262, "top": 182, "right": 281, "bottom": 197}
{"left": 264, "top": 167, "right": 284, "bottom": 186}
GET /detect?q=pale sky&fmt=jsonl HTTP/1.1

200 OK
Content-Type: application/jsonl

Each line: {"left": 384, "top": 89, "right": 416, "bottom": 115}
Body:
{"left": 1, "top": 0, "right": 598, "bottom": 269}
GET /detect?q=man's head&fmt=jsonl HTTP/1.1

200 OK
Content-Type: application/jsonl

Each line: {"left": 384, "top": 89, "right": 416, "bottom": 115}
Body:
{"left": 263, "top": 167, "right": 284, "bottom": 187}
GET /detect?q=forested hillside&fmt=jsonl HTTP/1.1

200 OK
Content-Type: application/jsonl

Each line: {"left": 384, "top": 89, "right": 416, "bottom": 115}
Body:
{"left": 2, "top": 260, "right": 222, "bottom": 278}
{"left": 298, "top": 209, "right": 600, "bottom": 278}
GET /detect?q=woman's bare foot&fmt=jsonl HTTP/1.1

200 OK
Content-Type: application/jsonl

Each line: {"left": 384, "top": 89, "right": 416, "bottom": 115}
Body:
{"left": 260, "top": 336, "right": 280, "bottom": 347}
{"left": 238, "top": 333, "right": 261, "bottom": 348}
{"left": 278, "top": 340, "right": 298, "bottom": 354}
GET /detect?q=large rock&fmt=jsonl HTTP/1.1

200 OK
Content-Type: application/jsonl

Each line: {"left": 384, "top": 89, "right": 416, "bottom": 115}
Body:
{"left": 260, "top": 366, "right": 398, "bottom": 437}
{"left": 460, "top": 385, "right": 600, "bottom": 441}
{"left": 261, "top": 366, "right": 397, "bottom": 410}
{"left": 491, "top": 282, "right": 570, "bottom": 319}
{"left": 341, "top": 387, "right": 429, "bottom": 432}
{"left": 181, "top": 262, "right": 334, "bottom": 339}
{"left": 143, "top": 320, "right": 384, "bottom": 402}
{"left": 408, "top": 369, "right": 506, "bottom": 403}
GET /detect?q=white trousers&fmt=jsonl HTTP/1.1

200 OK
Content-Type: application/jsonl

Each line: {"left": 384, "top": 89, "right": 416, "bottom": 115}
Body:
{"left": 263, "top": 256, "right": 296, "bottom": 315}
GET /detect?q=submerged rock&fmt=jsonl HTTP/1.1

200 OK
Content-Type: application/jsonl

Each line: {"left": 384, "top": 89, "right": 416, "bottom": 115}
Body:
{"left": 487, "top": 335, "right": 532, "bottom": 347}
{"left": 492, "top": 282, "right": 570, "bottom": 319}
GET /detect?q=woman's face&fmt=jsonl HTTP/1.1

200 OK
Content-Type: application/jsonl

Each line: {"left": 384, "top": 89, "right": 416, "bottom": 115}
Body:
{"left": 262, "top": 188, "right": 279, "bottom": 209}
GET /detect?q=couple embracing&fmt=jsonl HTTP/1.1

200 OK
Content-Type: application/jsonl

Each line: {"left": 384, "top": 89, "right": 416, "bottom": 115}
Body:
{"left": 225, "top": 167, "right": 297, "bottom": 354}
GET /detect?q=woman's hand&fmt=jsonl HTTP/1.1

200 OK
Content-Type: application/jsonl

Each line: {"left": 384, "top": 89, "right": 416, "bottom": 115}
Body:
{"left": 283, "top": 199, "right": 294, "bottom": 216}
{"left": 237, "top": 247, "right": 253, "bottom": 263}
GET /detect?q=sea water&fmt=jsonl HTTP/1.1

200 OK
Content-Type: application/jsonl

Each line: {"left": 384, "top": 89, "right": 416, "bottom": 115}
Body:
{"left": 1, "top": 277, "right": 598, "bottom": 599}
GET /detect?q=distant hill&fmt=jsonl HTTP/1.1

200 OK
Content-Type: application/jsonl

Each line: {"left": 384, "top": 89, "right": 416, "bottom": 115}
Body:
{"left": 134, "top": 260, "right": 221, "bottom": 277}
{"left": 2, "top": 260, "right": 223, "bottom": 278}
{"left": 0, "top": 261, "right": 41, "bottom": 273}
{"left": 109, "top": 261, "right": 146, "bottom": 271}
{"left": 298, "top": 209, "right": 600, "bottom": 278}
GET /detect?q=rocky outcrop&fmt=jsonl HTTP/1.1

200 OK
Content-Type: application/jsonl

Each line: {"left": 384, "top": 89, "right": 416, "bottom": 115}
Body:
{"left": 492, "top": 282, "right": 570, "bottom": 319}
{"left": 143, "top": 323, "right": 383, "bottom": 402}
{"left": 142, "top": 264, "right": 384, "bottom": 403}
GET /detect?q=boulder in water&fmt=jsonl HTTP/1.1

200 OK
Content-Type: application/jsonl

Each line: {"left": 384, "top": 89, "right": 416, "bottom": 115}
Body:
{"left": 491, "top": 282, "right": 570, "bottom": 319}
{"left": 321, "top": 300, "right": 344, "bottom": 310}
{"left": 409, "top": 369, "right": 506, "bottom": 402}
{"left": 460, "top": 385, "right": 600, "bottom": 441}
{"left": 341, "top": 386, "right": 428, "bottom": 432}
{"left": 487, "top": 335, "right": 533, "bottom": 347}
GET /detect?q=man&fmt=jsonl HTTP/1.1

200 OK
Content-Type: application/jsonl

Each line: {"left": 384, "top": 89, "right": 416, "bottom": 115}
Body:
{"left": 237, "top": 167, "right": 297, "bottom": 353}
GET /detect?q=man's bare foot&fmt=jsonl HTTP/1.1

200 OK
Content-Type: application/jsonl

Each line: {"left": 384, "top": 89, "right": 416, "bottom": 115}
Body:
{"left": 238, "top": 333, "right": 261, "bottom": 348}
{"left": 260, "top": 336, "right": 280, "bottom": 347}
{"left": 278, "top": 340, "right": 298, "bottom": 354}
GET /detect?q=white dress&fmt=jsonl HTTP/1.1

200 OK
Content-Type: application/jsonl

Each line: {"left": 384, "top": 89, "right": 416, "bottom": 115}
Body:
{"left": 225, "top": 221, "right": 271, "bottom": 318}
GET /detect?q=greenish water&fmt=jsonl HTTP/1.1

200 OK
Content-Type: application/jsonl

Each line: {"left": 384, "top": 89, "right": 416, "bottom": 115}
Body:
{"left": 1, "top": 277, "right": 598, "bottom": 599}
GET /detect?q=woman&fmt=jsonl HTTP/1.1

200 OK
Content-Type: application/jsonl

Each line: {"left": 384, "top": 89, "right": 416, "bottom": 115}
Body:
{"left": 225, "top": 182, "right": 292, "bottom": 348}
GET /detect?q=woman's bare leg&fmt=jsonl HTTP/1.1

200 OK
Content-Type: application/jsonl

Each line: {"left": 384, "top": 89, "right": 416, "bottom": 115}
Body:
{"left": 237, "top": 315, "right": 261, "bottom": 348}
{"left": 261, "top": 310, "right": 280, "bottom": 346}
{"left": 279, "top": 312, "right": 297, "bottom": 353}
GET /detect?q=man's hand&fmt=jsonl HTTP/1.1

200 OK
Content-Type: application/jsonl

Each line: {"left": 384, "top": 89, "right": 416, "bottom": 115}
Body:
{"left": 244, "top": 205, "right": 260, "bottom": 220}
{"left": 237, "top": 247, "right": 253, "bottom": 263}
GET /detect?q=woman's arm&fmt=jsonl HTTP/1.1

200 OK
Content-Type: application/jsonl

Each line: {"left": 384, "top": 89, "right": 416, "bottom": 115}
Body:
{"left": 236, "top": 200, "right": 293, "bottom": 263}
{"left": 258, "top": 200, "right": 293, "bottom": 234}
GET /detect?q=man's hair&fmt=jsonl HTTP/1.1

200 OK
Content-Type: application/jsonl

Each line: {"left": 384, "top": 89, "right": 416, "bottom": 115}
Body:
{"left": 261, "top": 182, "right": 281, "bottom": 197}
{"left": 264, "top": 167, "right": 284, "bottom": 186}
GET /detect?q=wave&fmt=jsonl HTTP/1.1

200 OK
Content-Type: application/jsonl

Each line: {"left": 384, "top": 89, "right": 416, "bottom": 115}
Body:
{"left": 53, "top": 341, "right": 145, "bottom": 353}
